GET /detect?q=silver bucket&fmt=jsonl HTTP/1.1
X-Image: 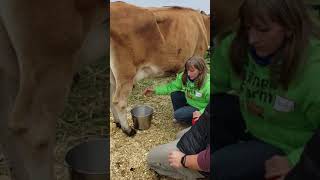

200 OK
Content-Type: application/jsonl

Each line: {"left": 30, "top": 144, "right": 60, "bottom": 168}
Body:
{"left": 131, "top": 105, "right": 154, "bottom": 130}
{"left": 65, "top": 138, "right": 109, "bottom": 180}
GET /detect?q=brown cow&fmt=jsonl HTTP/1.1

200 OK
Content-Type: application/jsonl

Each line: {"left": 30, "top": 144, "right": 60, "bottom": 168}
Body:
{"left": 110, "top": 2, "right": 210, "bottom": 136}
{"left": 0, "top": 0, "right": 106, "bottom": 179}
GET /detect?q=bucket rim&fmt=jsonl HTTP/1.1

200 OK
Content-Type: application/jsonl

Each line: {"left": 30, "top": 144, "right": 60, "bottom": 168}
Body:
{"left": 64, "top": 137, "right": 108, "bottom": 175}
{"left": 66, "top": 167, "right": 108, "bottom": 175}
{"left": 130, "top": 105, "right": 154, "bottom": 117}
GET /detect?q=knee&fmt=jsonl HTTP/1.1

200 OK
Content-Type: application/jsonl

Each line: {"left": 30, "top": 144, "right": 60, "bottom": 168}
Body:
{"left": 170, "top": 91, "right": 184, "bottom": 99}
{"left": 147, "top": 146, "right": 169, "bottom": 167}
{"left": 170, "top": 91, "right": 178, "bottom": 99}
{"left": 146, "top": 150, "right": 154, "bottom": 166}
{"left": 173, "top": 110, "right": 182, "bottom": 120}
{"left": 173, "top": 109, "right": 191, "bottom": 122}
{"left": 147, "top": 148, "right": 160, "bottom": 168}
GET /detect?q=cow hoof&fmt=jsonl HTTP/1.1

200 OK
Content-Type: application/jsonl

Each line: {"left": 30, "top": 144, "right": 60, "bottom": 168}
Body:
{"left": 115, "top": 122, "right": 121, "bottom": 128}
{"left": 123, "top": 128, "right": 136, "bottom": 137}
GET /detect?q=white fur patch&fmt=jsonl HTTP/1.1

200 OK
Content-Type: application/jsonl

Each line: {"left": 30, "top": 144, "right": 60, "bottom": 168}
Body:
{"left": 134, "top": 64, "right": 164, "bottom": 82}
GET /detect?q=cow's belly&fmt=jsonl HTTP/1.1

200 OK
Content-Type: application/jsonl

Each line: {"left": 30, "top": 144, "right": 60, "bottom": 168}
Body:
{"left": 0, "top": 1, "right": 85, "bottom": 56}
{"left": 134, "top": 64, "right": 165, "bottom": 83}
{"left": 110, "top": 41, "right": 165, "bottom": 83}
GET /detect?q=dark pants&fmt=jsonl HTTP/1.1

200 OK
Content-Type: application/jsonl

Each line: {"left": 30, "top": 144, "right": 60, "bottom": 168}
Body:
{"left": 170, "top": 91, "right": 198, "bottom": 124}
{"left": 285, "top": 128, "right": 320, "bottom": 180}
{"left": 211, "top": 93, "right": 285, "bottom": 180}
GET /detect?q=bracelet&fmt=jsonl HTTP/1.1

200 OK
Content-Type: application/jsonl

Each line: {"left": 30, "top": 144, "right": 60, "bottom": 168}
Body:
{"left": 181, "top": 154, "right": 187, "bottom": 168}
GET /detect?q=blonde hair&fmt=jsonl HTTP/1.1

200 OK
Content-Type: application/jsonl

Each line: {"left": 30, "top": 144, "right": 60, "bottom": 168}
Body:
{"left": 229, "top": 0, "right": 320, "bottom": 90}
{"left": 182, "top": 56, "right": 208, "bottom": 89}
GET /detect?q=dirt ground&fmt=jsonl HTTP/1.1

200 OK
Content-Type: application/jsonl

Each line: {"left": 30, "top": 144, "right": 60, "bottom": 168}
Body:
{"left": 110, "top": 77, "right": 189, "bottom": 180}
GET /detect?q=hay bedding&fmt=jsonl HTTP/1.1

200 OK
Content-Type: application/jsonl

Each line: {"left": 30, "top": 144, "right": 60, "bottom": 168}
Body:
{"left": 54, "top": 59, "right": 108, "bottom": 180}
{"left": 0, "top": 60, "right": 186, "bottom": 180}
{"left": 0, "top": 58, "right": 108, "bottom": 179}
{"left": 110, "top": 77, "right": 188, "bottom": 180}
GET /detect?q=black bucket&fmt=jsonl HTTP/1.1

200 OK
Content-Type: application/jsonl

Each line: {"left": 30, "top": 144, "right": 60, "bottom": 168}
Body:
{"left": 65, "top": 138, "right": 109, "bottom": 180}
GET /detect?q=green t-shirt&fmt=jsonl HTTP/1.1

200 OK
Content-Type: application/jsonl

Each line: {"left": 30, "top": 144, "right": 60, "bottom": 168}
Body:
{"left": 212, "top": 34, "right": 320, "bottom": 166}
{"left": 155, "top": 72, "right": 210, "bottom": 113}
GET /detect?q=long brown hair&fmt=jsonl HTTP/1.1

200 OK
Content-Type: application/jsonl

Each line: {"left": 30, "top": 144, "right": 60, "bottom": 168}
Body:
{"left": 230, "top": 0, "right": 320, "bottom": 90}
{"left": 182, "top": 56, "right": 208, "bottom": 89}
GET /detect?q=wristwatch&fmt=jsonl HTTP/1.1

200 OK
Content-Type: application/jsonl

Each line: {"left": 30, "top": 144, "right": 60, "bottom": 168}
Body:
{"left": 181, "top": 154, "right": 187, "bottom": 168}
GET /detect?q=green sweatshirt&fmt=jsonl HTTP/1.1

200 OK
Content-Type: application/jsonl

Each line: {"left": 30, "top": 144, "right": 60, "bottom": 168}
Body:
{"left": 155, "top": 72, "right": 210, "bottom": 114}
{"left": 212, "top": 34, "right": 320, "bottom": 166}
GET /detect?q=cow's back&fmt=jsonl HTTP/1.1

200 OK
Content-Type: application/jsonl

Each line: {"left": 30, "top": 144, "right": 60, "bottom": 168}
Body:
{"left": 110, "top": 2, "right": 209, "bottom": 78}
{"left": 149, "top": 7, "right": 210, "bottom": 62}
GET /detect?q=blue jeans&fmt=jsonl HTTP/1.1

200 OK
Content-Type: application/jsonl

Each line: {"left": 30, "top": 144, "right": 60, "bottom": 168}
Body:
{"left": 170, "top": 91, "right": 198, "bottom": 124}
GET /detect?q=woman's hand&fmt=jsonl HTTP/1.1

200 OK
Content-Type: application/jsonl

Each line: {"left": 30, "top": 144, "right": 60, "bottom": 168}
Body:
{"left": 168, "top": 150, "right": 185, "bottom": 168}
{"left": 193, "top": 111, "right": 201, "bottom": 118}
{"left": 143, "top": 87, "right": 154, "bottom": 96}
{"left": 265, "top": 155, "right": 291, "bottom": 180}
{"left": 192, "top": 111, "right": 201, "bottom": 125}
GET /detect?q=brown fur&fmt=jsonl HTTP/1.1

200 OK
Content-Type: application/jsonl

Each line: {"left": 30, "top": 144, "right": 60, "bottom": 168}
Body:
{"left": 0, "top": 1, "right": 106, "bottom": 179}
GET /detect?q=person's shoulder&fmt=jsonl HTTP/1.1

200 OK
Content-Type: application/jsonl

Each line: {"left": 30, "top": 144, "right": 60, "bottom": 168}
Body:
{"left": 300, "top": 37, "right": 320, "bottom": 86}
{"left": 176, "top": 71, "right": 184, "bottom": 79}
{"left": 205, "top": 73, "right": 210, "bottom": 82}
{"left": 214, "top": 33, "right": 236, "bottom": 60}
{"left": 218, "top": 33, "right": 236, "bottom": 48}
{"left": 203, "top": 74, "right": 210, "bottom": 88}
{"left": 309, "top": 36, "right": 320, "bottom": 50}
{"left": 306, "top": 36, "right": 320, "bottom": 64}
{"left": 177, "top": 71, "right": 184, "bottom": 76}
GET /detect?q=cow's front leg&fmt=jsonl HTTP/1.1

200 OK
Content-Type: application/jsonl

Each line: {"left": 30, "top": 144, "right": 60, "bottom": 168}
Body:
{"left": 110, "top": 70, "right": 121, "bottom": 128}
{"left": 112, "top": 79, "right": 136, "bottom": 136}
{"left": 8, "top": 55, "right": 75, "bottom": 180}
{"left": 0, "top": 19, "right": 28, "bottom": 180}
